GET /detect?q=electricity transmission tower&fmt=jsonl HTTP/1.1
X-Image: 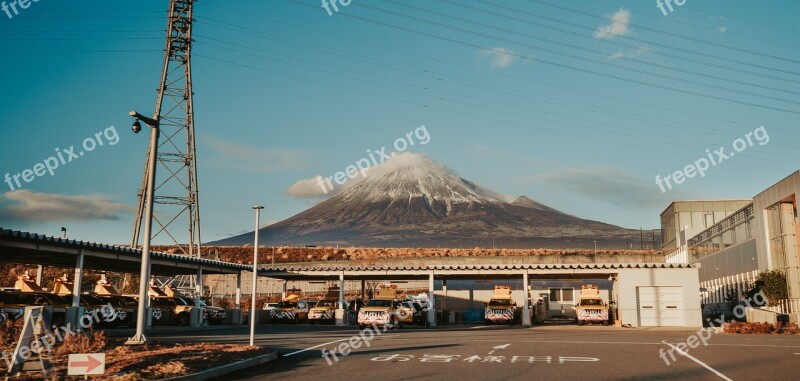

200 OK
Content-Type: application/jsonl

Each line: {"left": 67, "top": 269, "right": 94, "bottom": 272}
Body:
{"left": 131, "top": 0, "right": 202, "bottom": 258}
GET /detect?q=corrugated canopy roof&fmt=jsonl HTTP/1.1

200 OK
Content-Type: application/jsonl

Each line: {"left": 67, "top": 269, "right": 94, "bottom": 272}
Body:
{"left": 0, "top": 228, "right": 249, "bottom": 275}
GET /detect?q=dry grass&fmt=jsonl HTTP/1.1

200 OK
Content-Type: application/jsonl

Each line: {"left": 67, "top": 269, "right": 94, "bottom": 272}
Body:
{"left": 164, "top": 245, "right": 662, "bottom": 264}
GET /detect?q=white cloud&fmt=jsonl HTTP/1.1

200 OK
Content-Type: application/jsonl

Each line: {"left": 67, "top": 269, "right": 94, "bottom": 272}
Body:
{"left": 286, "top": 176, "right": 332, "bottom": 199}
{"left": 202, "top": 135, "right": 310, "bottom": 173}
{"left": 479, "top": 47, "right": 517, "bottom": 70}
{"left": 0, "top": 190, "right": 134, "bottom": 222}
{"left": 715, "top": 26, "right": 727, "bottom": 33}
{"left": 541, "top": 167, "right": 681, "bottom": 208}
{"left": 595, "top": 8, "right": 631, "bottom": 39}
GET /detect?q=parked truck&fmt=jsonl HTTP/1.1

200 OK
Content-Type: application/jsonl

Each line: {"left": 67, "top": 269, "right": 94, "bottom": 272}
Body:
{"left": 308, "top": 286, "right": 345, "bottom": 325}
{"left": 270, "top": 288, "right": 309, "bottom": 323}
{"left": 485, "top": 285, "right": 517, "bottom": 325}
{"left": 575, "top": 285, "right": 609, "bottom": 326}
{"left": 358, "top": 285, "right": 409, "bottom": 329}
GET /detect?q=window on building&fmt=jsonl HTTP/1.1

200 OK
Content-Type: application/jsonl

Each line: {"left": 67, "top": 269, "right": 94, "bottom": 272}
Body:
{"left": 549, "top": 288, "right": 574, "bottom": 303}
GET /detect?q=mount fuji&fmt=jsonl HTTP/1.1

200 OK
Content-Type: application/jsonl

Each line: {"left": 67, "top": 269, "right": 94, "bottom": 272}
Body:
{"left": 212, "top": 153, "right": 644, "bottom": 248}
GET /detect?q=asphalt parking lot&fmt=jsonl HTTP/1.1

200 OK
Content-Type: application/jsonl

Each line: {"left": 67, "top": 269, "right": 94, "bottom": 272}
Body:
{"left": 108, "top": 324, "right": 800, "bottom": 380}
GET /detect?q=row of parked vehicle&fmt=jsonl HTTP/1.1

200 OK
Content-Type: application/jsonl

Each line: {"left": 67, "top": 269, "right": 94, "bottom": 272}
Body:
{"left": 262, "top": 286, "right": 430, "bottom": 328}
{"left": 0, "top": 276, "right": 226, "bottom": 328}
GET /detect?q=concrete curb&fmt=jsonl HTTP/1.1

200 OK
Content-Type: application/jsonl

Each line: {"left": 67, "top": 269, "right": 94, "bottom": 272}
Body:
{"left": 161, "top": 351, "right": 278, "bottom": 381}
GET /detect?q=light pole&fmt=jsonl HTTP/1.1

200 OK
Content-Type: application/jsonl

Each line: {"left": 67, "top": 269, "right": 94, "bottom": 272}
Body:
{"left": 593, "top": 240, "right": 597, "bottom": 263}
{"left": 250, "top": 205, "right": 264, "bottom": 347}
{"left": 126, "top": 111, "right": 159, "bottom": 345}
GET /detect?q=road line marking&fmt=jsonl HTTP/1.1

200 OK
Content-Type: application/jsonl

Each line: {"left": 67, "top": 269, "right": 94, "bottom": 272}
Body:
{"left": 488, "top": 344, "right": 510, "bottom": 354}
{"left": 284, "top": 338, "right": 351, "bottom": 357}
{"left": 661, "top": 341, "right": 732, "bottom": 381}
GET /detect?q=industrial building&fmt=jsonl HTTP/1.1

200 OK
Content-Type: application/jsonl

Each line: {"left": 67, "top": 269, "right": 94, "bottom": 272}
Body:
{"left": 662, "top": 171, "right": 800, "bottom": 321}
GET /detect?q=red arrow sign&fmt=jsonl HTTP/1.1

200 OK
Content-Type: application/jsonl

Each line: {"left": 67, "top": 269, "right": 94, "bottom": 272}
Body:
{"left": 68, "top": 354, "right": 105, "bottom": 375}
{"left": 70, "top": 355, "right": 102, "bottom": 372}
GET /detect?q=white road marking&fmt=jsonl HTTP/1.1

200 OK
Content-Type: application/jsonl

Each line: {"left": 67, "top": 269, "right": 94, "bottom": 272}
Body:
{"left": 284, "top": 338, "right": 351, "bottom": 357}
{"left": 661, "top": 341, "right": 732, "bottom": 381}
{"left": 488, "top": 344, "right": 510, "bottom": 354}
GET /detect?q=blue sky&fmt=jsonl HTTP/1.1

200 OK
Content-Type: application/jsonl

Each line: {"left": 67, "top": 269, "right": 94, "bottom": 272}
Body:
{"left": 0, "top": 0, "right": 798, "bottom": 245}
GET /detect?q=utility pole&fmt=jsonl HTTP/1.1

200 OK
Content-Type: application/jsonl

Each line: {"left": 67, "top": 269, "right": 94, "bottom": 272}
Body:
{"left": 640, "top": 228, "right": 644, "bottom": 250}
{"left": 652, "top": 229, "right": 657, "bottom": 250}
{"left": 131, "top": 0, "right": 201, "bottom": 258}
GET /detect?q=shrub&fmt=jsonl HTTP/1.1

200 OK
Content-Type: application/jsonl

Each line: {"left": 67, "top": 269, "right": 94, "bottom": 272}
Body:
{"left": 757, "top": 270, "right": 788, "bottom": 305}
{"left": 721, "top": 321, "right": 800, "bottom": 335}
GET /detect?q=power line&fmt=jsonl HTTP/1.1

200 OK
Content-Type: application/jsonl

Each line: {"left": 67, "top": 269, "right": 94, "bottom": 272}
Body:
{"left": 284, "top": 0, "right": 800, "bottom": 114}
{"left": 475, "top": 0, "right": 800, "bottom": 77}
{"left": 578, "top": 0, "right": 800, "bottom": 49}
{"left": 532, "top": 0, "right": 800, "bottom": 65}
{"left": 445, "top": 0, "right": 800, "bottom": 84}
{"left": 195, "top": 36, "right": 800, "bottom": 166}
{"left": 194, "top": 5, "right": 797, "bottom": 137}
{"left": 0, "top": 37, "right": 159, "bottom": 41}
{"left": 0, "top": 49, "right": 160, "bottom": 53}
{"left": 194, "top": 53, "right": 795, "bottom": 173}
{"left": 193, "top": 24, "right": 800, "bottom": 151}
{"left": 386, "top": 0, "right": 800, "bottom": 97}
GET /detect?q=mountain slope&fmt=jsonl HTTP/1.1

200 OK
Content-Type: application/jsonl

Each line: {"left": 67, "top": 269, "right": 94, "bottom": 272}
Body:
{"left": 213, "top": 153, "right": 644, "bottom": 248}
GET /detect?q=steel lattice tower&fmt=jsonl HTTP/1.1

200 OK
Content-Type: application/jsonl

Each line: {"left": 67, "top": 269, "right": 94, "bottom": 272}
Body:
{"left": 131, "top": 0, "right": 201, "bottom": 257}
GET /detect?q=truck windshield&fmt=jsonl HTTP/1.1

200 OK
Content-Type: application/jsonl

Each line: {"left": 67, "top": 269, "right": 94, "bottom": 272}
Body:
{"left": 316, "top": 300, "right": 336, "bottom": 307}
{"left": 580, "top": 299, "right": 603, "bottom": 306}
{"left": 489, "top": 299, "right": 511, "bottom": 306}
{"left": 366, "top": 299, "right": 392, "bottom": 308}
{"left": 277, "top": 301, "right": 297, "bottom": 308}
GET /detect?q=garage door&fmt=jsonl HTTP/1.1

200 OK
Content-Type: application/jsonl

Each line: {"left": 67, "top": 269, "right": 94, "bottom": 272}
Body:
{"left": 637, "top": 286, "right": 685, "bottom": 327}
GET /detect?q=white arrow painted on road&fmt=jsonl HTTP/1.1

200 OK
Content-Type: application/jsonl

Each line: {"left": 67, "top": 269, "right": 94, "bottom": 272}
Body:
{"left": 488, "top": 344, "right": 510, "bottom": 355}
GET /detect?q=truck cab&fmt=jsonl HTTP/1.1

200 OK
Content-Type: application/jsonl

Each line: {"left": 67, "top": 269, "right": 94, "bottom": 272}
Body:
{"left": 358, "top": 285, "right": 404, "bottom": 329}
{"left": 575, "top": 285, "right": 609, "bottom": 326}
{"left": 485, "top": 285, "right": 517, "bottom": 325}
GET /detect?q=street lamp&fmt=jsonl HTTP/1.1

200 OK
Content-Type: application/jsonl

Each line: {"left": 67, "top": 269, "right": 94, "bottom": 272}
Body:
{"left": 250, "top": 205, "right": 264, "bottom": 347}
{"left": 126, "top": 110, "right": 159, "bottom": 345}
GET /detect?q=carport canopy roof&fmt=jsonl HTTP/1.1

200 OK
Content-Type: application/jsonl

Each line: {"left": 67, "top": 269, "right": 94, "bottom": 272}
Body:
{"left": 0, "top": 228, "right": 250, "bottom": 275}
{"left": 258, "top": 262, "right": 694, "bottom": 281}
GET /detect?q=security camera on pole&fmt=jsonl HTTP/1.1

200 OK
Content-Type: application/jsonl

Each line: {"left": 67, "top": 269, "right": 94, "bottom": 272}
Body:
{"left": 126, "top": 111, "right": 159, "bottom": 345}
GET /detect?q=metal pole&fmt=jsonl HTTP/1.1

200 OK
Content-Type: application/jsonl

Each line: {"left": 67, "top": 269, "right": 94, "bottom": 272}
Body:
{"left": 72, "top": 250, "right": 84, "bottom": 308}
{"left": 336, "top": 272, "right": 345, "bottom": 326}
{"left": 235, "top": 272, "right": 242, "bottom": 309}
{"left": 428, "top": 272, "right": 436, "bottom": 327}
{"left": 593, "top": 241, "right": 597, "bottom": 263}
{"left": 127, "top": 123, "right": 159, "bottom": 345}
{"left": 35, "top": 266, "right": 43, "bottom": 286}
{"left": 196, "top": 267, "right": 203, "bottom": 326}
{"left": 250, "top": 206, "right": 263, "bottom": 346}
{"left": 522, "top": 271, "right": 530, "bottom": 326}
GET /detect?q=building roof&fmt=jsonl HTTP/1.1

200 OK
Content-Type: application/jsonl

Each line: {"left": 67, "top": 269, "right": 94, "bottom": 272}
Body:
{"left": 0, "top": 228, "right": 249, "bottom": 275}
